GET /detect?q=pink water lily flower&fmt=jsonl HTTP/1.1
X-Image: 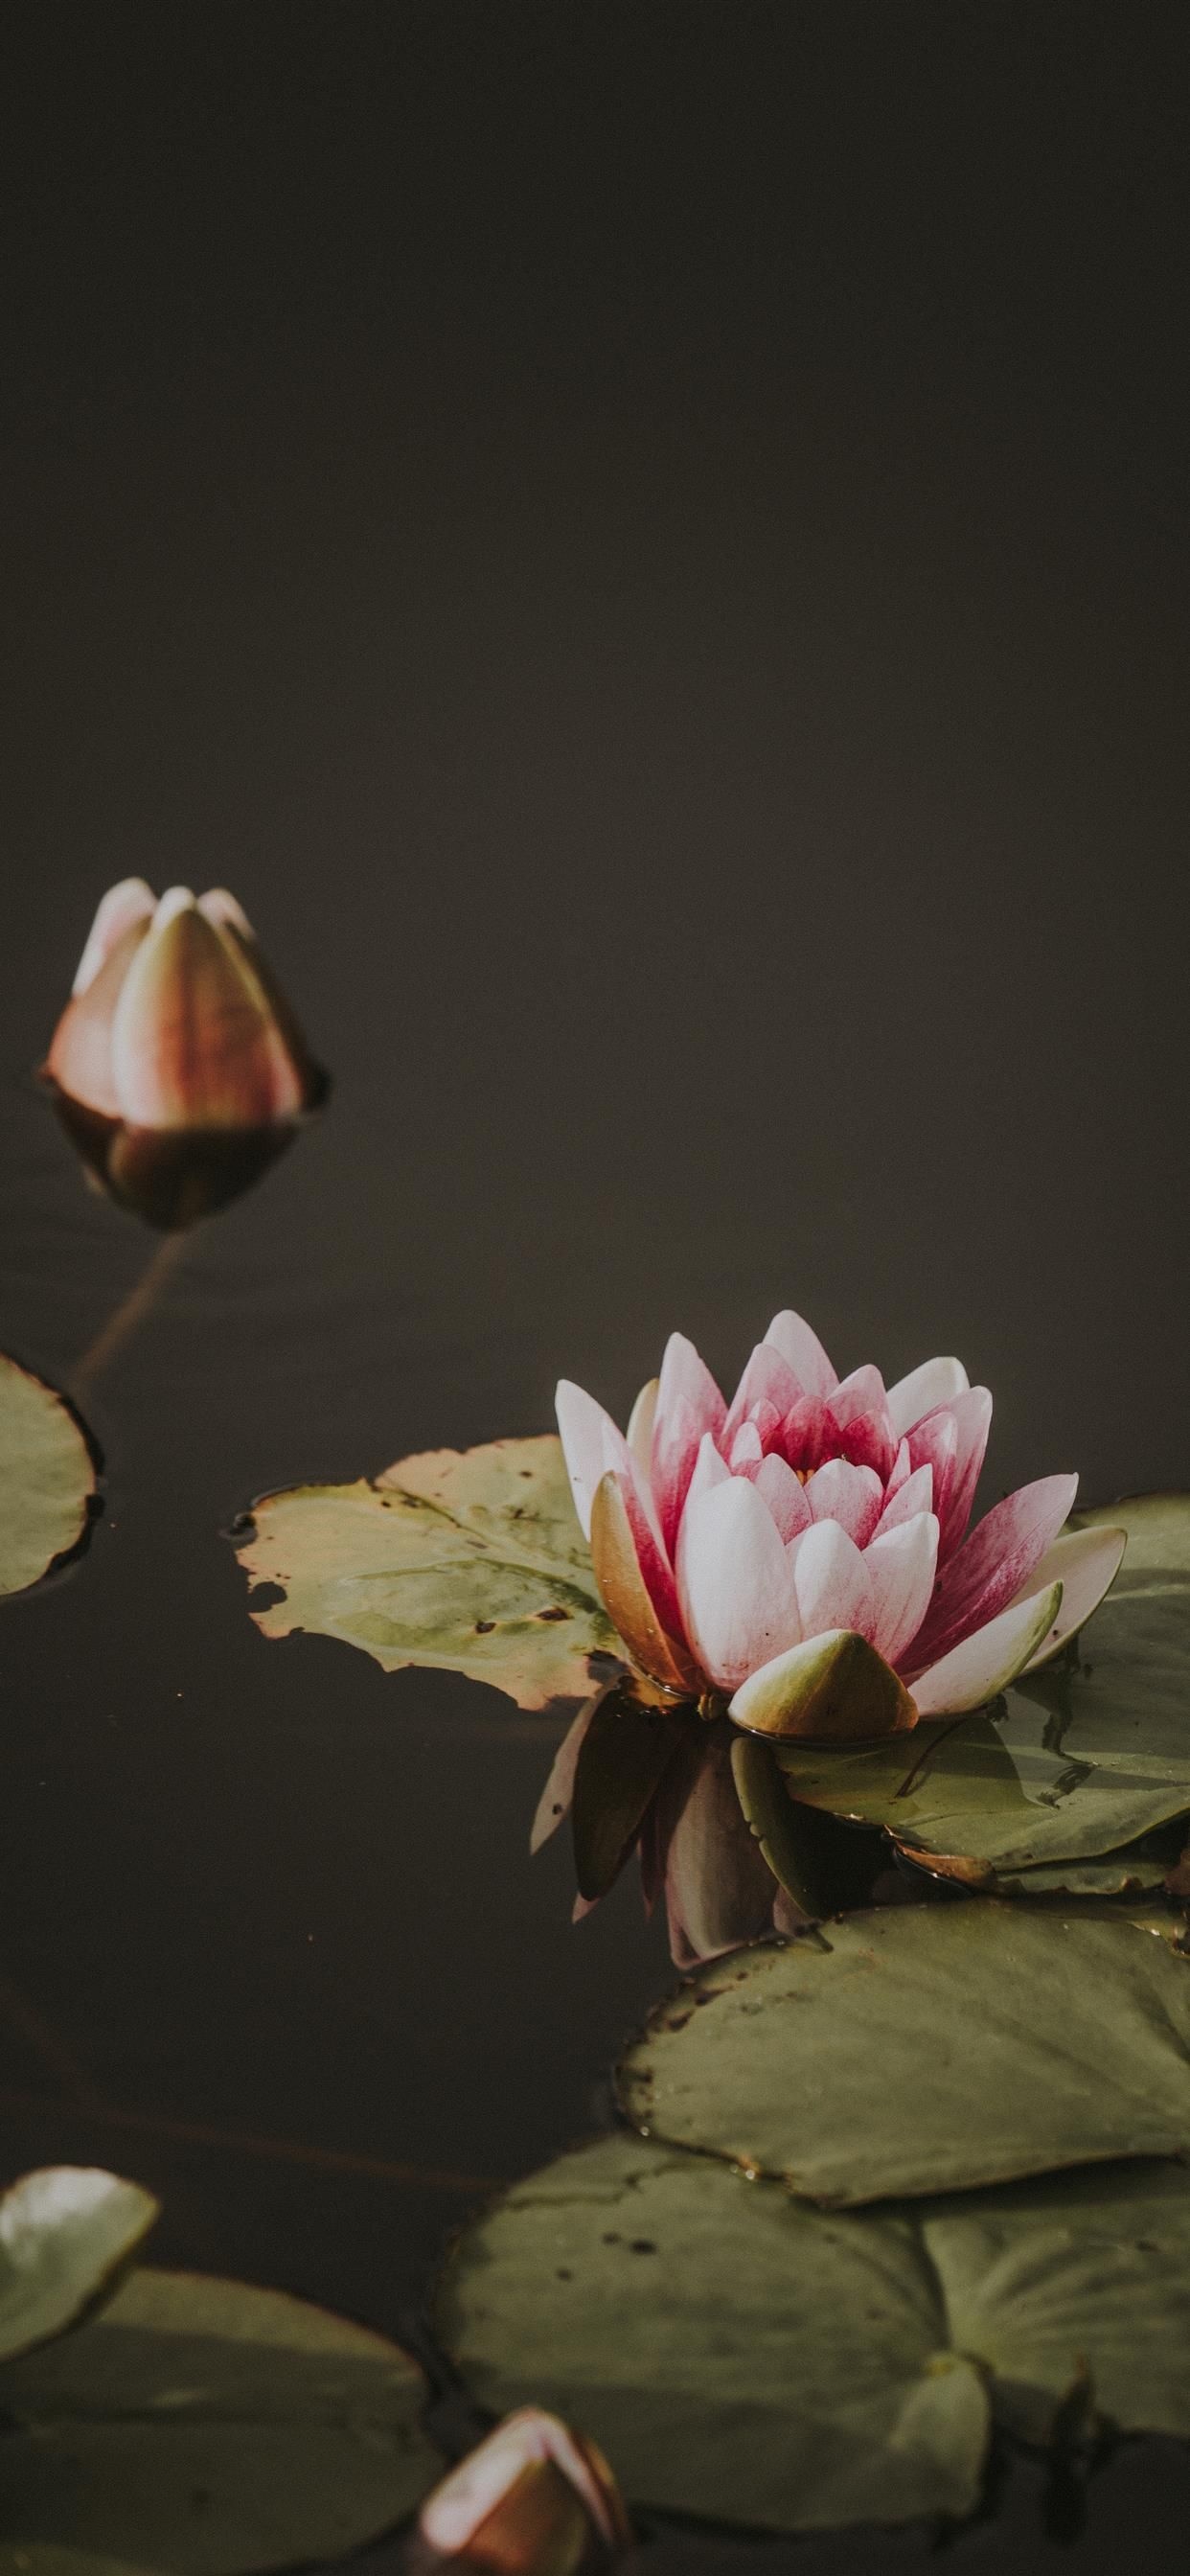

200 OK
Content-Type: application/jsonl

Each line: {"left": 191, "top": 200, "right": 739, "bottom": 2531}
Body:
{"left": 557, "top": 1312, "right": 1125, "bottom": 1739}
{"left": 46, "top": 879, "right": 320, "bottom": 1132}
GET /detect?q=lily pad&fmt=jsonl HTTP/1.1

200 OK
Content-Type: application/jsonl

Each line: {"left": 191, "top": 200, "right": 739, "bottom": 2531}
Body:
{"left": 773, "top": 1495, "right": 1190, "bottom": 1882}
{"left": 923, "top": 2158, "right": 1190, "bottom": 2447}
{"left": 0, "top": 2168, "right": 158, "bottom": 2364}
{"left": 435, "top": 2130, "right": 990, "bottom": 2533}
{"left": 237, "top": 1436, "right": 621, "bottom": 1710}
{"left": 0, "top": 1352, "right": 98, "bottom": 1598}
{"left": 0, "top": 2264, "right": 438, "bottom": 2573}
{"left": 436, "top": 2132, "right": 1190, "bottom": 2533}
{"left": 993, "top": 1847, "right": 1175, "bottom": 1898}
{"left": 616, "top": 1902, "right": 1190, "bottom": 2202}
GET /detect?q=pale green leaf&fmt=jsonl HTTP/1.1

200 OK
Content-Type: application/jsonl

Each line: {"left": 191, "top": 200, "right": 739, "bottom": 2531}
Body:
{"left": 237, "top": 1436, "right": 620, "bottom": 1711}
{"left": 0, "top": 1353, "right": 97, "bottom": 1598}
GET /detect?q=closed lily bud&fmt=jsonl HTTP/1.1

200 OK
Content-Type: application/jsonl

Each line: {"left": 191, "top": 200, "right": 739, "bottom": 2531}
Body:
{"left": 417, "top": 2408, "right": 630, "bottom": 2572}
{"left": 43, "top": 882, "right": 326, "bottom": 1229}
{"left": 47, "top": 881, "right": 319, "bottom": 1130}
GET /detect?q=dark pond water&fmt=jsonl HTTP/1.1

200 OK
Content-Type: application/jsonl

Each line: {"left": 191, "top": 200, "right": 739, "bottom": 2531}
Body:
{"left": 3, "top": 8, "right": 1189, "bottom": 2565}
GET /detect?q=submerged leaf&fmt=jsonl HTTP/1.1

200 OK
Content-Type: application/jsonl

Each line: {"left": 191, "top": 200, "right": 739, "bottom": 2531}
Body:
{"left": 0, "top": 2168, "right": 158, "bottom": 2364}
{"left": 0, "top": 1352, "right": 97, "bottom": 1598}
{"left": 237, "top": 1436, "right": 621, "bottom": 1711}
{"left": 616, "top": 1901, "right": 1190, "bottom": 2202}
{"left": 0, "top": 2263, "right": 437, "bottom": 2573}
{"left": 436, "top": 2133, "right": 1190, "bottom": 2535}
{"left": 773, "top": 1495, "right": 1190, "bottom": 1879}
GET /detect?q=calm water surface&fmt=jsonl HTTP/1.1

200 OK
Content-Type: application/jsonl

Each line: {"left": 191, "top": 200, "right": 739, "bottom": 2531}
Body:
{"left": 3, "top": 8, "right": 1188, "bottom": 2560}
{"left": 1, "top": 1059, "right": 1187, "bottom": 2572}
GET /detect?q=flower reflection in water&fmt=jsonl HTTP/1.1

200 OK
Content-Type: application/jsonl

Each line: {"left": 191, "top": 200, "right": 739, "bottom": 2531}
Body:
{"left": 43, "top": 879, "right": 327, "bottom": 1230}
{"left": 537, "top": 1697, "right": 886, "bottom": 1970}
{"left": 638, "top": 1723, "right": 798, "bottom": 1969}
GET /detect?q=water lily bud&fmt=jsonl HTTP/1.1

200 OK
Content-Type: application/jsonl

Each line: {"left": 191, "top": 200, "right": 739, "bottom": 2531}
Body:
{"left": 48, "top": 883, "right": 320, "bottom": 1131}
{"left": 417, "top": 2408, "right": 630, "bottom": 2571}
{"left": 42, "top": 881, "right": 326, "bottom": 1228}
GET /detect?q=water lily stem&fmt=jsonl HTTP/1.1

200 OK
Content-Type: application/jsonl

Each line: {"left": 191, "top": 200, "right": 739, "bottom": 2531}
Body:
{"left": 73, "top": 1230, "right": 189, "bottom": 1394}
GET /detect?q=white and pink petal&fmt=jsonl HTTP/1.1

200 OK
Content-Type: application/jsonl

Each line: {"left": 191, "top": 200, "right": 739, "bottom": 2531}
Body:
{"left": 556, "top": 1381, "right": 631, "bottom": 1541}
{"left": 886, "top": 1355, "right": 970, "bottom": 1439}
{"left": 864, "top": 1510, "right": 940, "bottom": 1666}
{"left": 873, "top": 1462, "right": 934, "bottom": 1536}
{"left": 651, "top": 1333, "right": 727, "bottom": 1549}
{"left": 807, "top": 1458, "right": 884, "bottom": 1547}
{"left": 751, "top": 1451, "right": 812, "bottom": 1542}
{"left": 1016, "top": 1524, "right": 1127, "bottom": 1669}
{"left": 910, "top": 1581, "right": 1064, "bottom": 1718}
{"left": 764, "top": 1309, "right": 838, "bottom": 1400}
{"left": 907, "top": 1472, "right": 1078, "bottom": 1673}
{"left": 788, "top": 1518, "right": 875, "bottom": 1644}
{"left": 677, "top": 1478, "right": 802, "bottom": 1690}
{"left": 721, "top": 1344, "right": 802, "bottom": 1447}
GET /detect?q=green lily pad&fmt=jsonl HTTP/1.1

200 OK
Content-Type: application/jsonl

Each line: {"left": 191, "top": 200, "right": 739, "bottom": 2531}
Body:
{"left": 435, "top": 2130, "right": 990, "bottom": 2533}
{"left": 0, "top": 2264, "right": 437, "bottom": 2574}
{"left": 616, "top": 1902, "right": 1190, "bottom": 2202}
{"left": 772, "top": 1495, "right": 1190, "bottom": 1881}
{"left": 436, "top": 2132, "right": 1190, "bottom": 2533}
{"left": 923, "top": 2158, "right": 1190, "bottom": 2447}
{"left": 236, "top": 1436, "right": 621, "bottom": 1711}
{"left": 994, "top": 1848, "right": 1175, "bottom": 1898}
{"left": 0, "top": 2168, "right": 158, "bottom": 2364}
{"left": 0, "top": 1352, "right": 98, "bottom": 1598}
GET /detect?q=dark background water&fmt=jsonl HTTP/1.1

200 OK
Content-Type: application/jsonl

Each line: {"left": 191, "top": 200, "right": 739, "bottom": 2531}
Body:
{"left": 1, "top": 4, "right": 1188, "bottom": 2564}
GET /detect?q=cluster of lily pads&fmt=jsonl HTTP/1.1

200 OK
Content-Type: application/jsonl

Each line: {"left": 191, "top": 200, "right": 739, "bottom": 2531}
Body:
{"left": 235, "top": 1396, "right": 1190, "bottom": 2536}
{"left": 11, "top": 879, "right": 1190, "bottom": 2552}
{"left": 0, "top": 2161, "right": 440, "bottom": 2569}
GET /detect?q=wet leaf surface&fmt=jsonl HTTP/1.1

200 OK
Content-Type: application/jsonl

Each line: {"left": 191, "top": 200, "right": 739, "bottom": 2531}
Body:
{"left": 236, "top": 1435, "right": 621, "bottom": 1710}
{"left": 616, "top": 1902, "right": 1190, "bottom": 2201}
{"left": 0, "top": 2168, "right": 158, "bottom": 2364}
{"left": 435, "top": 2130, "right": 990, "bottom": 2534}
{"left": 0, "top": 2264, "right": 437, "bottom": 2573}
{"left": 772, "top": 1496, "right": 1190, "bottom": 1880}
{"left": 0, "top": 1352, "right": 97, "bottom": 1598}
{"left": 436, "top": 2133, "right": 1190, "bottom": 2536}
